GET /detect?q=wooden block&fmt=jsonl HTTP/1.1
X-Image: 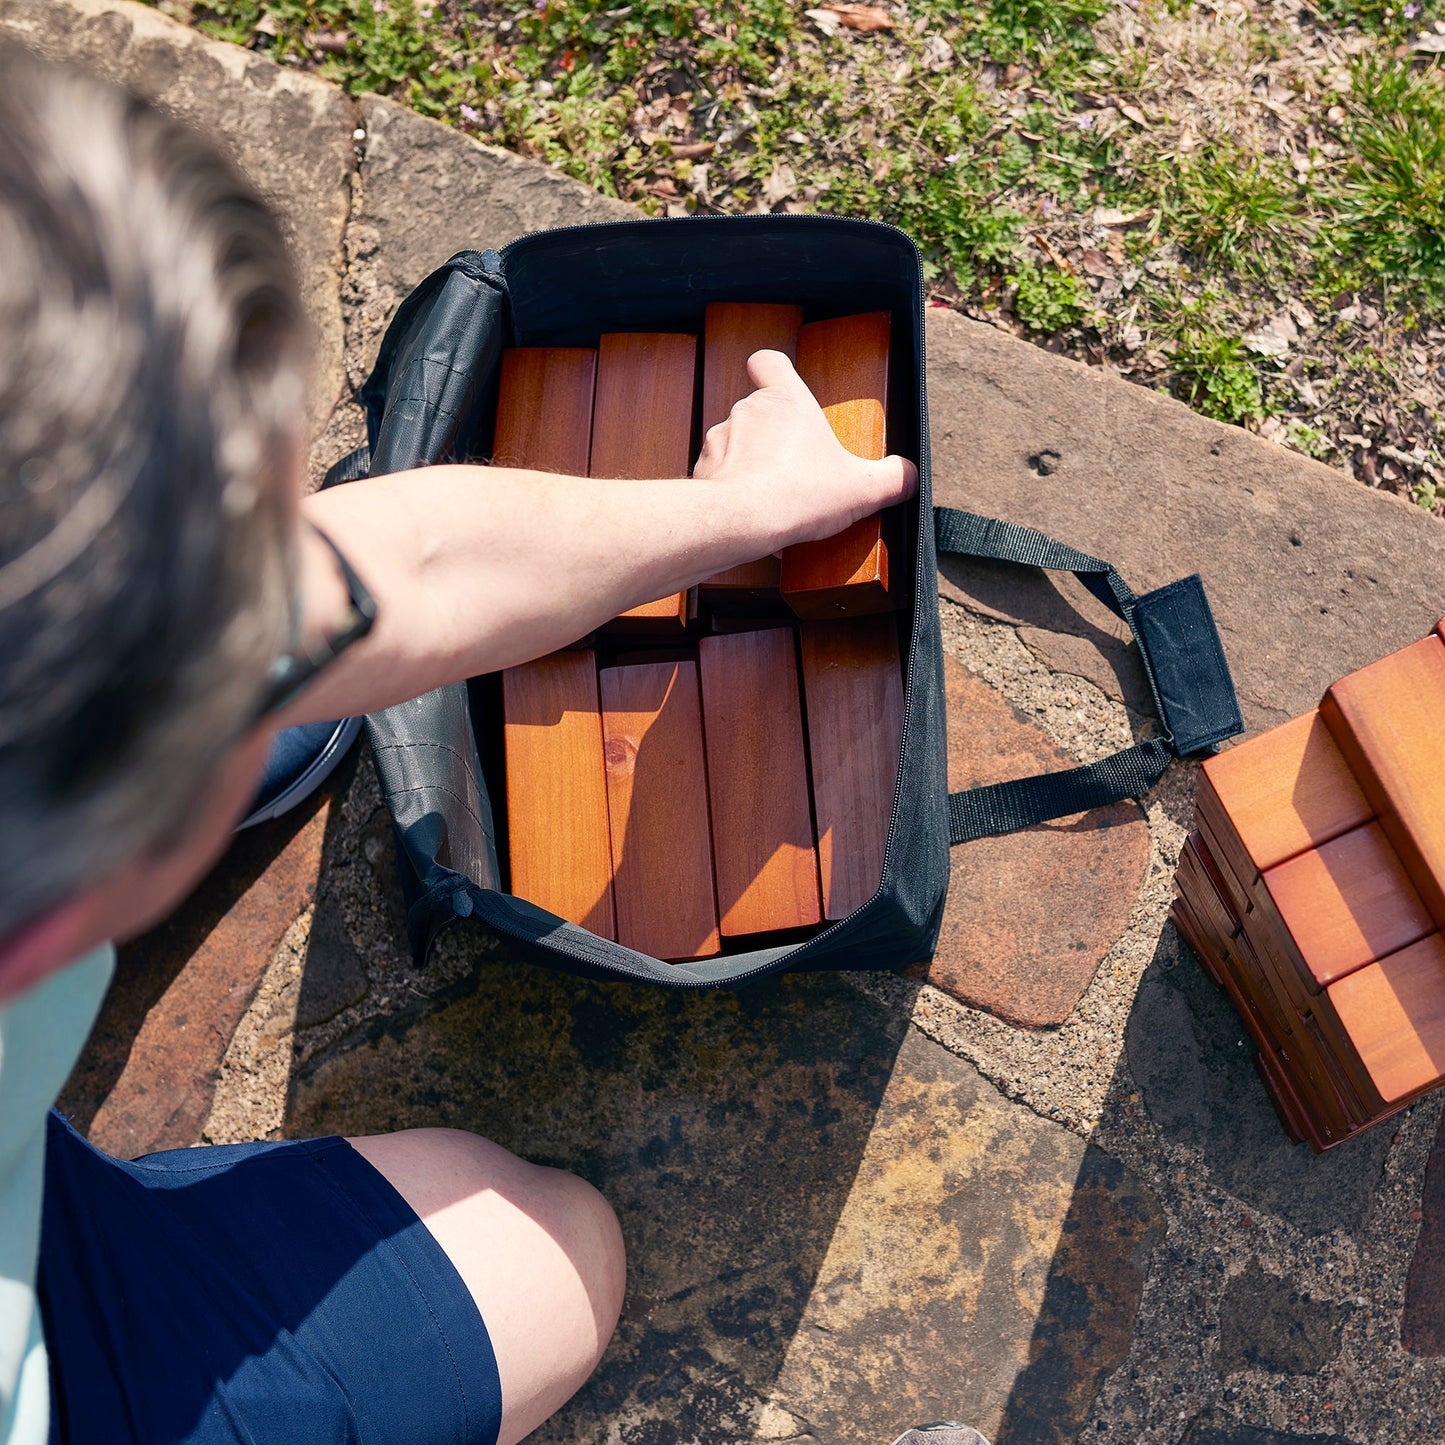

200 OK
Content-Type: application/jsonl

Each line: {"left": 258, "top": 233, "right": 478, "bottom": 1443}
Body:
{"left": 502, "top": 652, "right": 615, "bottom": 938}
{"left": 1321, "top": 634, "right": 1445, "bottom": 932}
{"left": 800, "top": 616, "right": 905, "bottom": 919}
{"left": 780, "top": 312, "right": 893, "bottom": 619}
{"left": 698, "top": 628, "right": 821, "bottom": 936}
{"left": 1329, "top": 933, "right": 1445, "bottom": 1105}
{"left": 698, "top": 304, "right": 802, "bottom": 601}
{"left": 701, "top": 302, "right": 802, "bottom": 431}
{"left": 600, "top": 661, "right": 720, "bottom": 961}
{"left": 1196, "top": 710, "right": 1373, "bottom": 888}
{"left": 492, "top": 347, "right": 596, "bottom": 475}
{"left": 590, "top": 332, "right": 698, "bottom": 631}
{"left": 1259, "top": 820, "right": 1435, "bottom": 992}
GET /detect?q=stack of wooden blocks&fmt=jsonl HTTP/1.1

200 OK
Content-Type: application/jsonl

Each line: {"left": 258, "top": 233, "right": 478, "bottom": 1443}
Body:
{"left": 1173, "top": 621, "right": 1445, "bottom": 1149}
{"left": 496, "top": 302, "right": 908, "bottom": 962}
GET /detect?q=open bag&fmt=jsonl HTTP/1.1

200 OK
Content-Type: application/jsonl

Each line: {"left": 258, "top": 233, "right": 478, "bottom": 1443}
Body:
{"left": 328, "top": 216, "right": 1243, "bottom": 987}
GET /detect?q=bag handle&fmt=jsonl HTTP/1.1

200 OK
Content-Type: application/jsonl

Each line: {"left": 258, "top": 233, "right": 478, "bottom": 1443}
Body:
{"left": 934, "top": 506, "right": 1242, "bottom": 844}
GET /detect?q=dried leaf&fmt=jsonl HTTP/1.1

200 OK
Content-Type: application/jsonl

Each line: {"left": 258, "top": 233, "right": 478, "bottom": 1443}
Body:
{"left": 670, "top": 142, "right": 715, "bottom": 160}
{"left": 1079, "top": 247, "right": 1113, "bottom": 278}
{"left": 1414, "top": 32, "right": 1445, "bottom": 53}
{"left": 1243, "top": 326, "right": 1290, "bottom": 357}
{"left": 1093, "top": 206, "right": 1155, "bottom": 228}
{"left": 761, "top": 160, "right": 798, "bottom": 207}
{"left": 822, "top": 3, "right": 895, "bottom": 32}
{"left": 804, "top": 8, "right": 842, "bottom": 36}
{"left": 1120, "top": 103, "right": 1149, "bottom": 126}
{"left": 1032, "top": 234, "right": 1074, "bottom": 274}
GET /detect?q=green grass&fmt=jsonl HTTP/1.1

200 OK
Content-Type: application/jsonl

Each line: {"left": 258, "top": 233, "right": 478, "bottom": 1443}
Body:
{"left": 1332, "top": 56, "right": 1445, "bottom": 301}
{"left": 169, "top": 0, "right": 1445, "bottom": 511}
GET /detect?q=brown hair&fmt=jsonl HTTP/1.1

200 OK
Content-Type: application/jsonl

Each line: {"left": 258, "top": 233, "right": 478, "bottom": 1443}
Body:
{"left": 0, "top": 49, "right": 307, "bottom": 933}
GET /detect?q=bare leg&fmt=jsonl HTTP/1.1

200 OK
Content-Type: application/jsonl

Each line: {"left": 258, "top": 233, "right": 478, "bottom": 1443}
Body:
{"left": 348, "top": 1128, "right": 625, "bottom": 1445}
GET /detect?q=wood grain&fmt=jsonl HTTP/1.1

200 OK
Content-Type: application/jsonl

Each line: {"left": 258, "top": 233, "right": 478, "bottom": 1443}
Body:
{"left": 591, "top": 332, "right": 698, "bottom": 631}
{"left": 492, "top": 347, "right": 596, "bottom": 475}
{"left": 780, "top": 311, "right": 894, "bottom": 619}
{"left": 701, "top": 302, "right": 803, "bottom": 431}
{"left": 502, "top": 651, "right": 615, "bottom": 938}
{"left": 1329, "top": 933, "right": 1445, "bottom": 1105}
{"left": 1196, "top": 710, "right": 1373, "bottom": 887}
{"left": 800, "top": 616, "right": 904, "bottom": 918}
{"left": 1260, "top": 820, "right": 1435, "bottom": 991}
{"left": 697, "top": 304, "right": 802, "bottom": 600}
{"left": 698, "top": 628, "right": 822, "bottom": 936}
{"left": 600, "top": 661, "right": 720, "bottom": 960}
{"left": 1321, "top": 634, "right": 1445, "bottom": 932}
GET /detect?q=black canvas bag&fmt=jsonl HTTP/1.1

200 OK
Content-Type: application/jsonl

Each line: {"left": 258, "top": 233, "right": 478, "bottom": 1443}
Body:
{"left": 330, "top": 216, "right": 1242, "bottom": 988}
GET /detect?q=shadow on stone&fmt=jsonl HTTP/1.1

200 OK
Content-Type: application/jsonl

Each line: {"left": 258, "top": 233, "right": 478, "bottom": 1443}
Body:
{"left": 284, "top": 962, "right": 915, "bottom": 1442}
{"left": 1124, "top": 924, "right": 1393, "bottom": 1238}
{"left": 993, "top": 1142, "right": 1164, "bottom": 1445}
{"left": 1176, "top": 1407, "right": 1358, "bottom": 1445}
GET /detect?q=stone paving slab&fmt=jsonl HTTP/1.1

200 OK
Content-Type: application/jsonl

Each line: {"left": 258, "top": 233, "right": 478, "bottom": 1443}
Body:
{"left": 57, "top": 791, "right": 333, "bottom": 1156}
{"left": 286, "top": 961, "right": 1161, "bottom": 1445}
{"left": 926, "top": 313, "right": 1445, "bottom": 732}
{"left": 917, "top": 656, "right": 1149, "bottom": 1027}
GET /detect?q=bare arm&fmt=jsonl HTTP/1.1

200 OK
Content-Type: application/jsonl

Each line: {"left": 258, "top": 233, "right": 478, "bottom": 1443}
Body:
{"left": 281, "top": 351, "right": 916, "bottom": 725}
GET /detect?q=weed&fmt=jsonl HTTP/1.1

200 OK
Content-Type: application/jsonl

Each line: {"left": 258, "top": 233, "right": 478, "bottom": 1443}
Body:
{"left": 1330, "top": 57, "right": 1445, "bottom": 309}
{"left": 1165, "top": 150, "right": 1302, "bottom": 275}
{"left": 1173, "top": 331, "right": 1264, "bottom": 424}
{"left": 1010, "top": 263, "right": 1091, "bottom": 331}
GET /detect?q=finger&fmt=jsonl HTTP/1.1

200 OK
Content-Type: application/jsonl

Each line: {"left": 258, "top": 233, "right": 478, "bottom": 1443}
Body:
{"left": 744, "top": 348, "right": 808, "bottom": 394}
{"left": 872, "top": 453, "right": 918, "bottom": 503}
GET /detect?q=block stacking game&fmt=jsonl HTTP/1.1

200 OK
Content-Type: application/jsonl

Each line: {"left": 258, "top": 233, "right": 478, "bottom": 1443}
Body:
{"left": 1173, "top": 620, "right": 1445, "bottom": 1149}
{"left": 496, "top": 303, "right": 908, "bottom": 961}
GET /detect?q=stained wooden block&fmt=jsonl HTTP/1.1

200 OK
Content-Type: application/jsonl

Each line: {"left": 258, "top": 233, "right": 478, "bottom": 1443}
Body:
{"left": 591, "top": 332, "right": 698, "bottom": 631}
{"left": 1182, "top": 832, "right": 1371, "bottom": 1132}
{"left": 599, "top": 661, "right": 720, "bottom": 961}
{"left": 701, "top": 302, "right": 803, "bottom": 431}
{"left": 492, "top": 347, "right": 596, "bottom": 475}
{"left": 1321, "top": 634, "right": 1445, "bottom": 932}
{"left": 502, "top": 651, "right": 615, "bottom": 938}
{"left": 1196, "top": 710, "right": 1373, "bottom": 889}
{"left": 800, "top": 616, "right": 905, "bottom": 919}
{"left": 697, "top": 304, "right": 802, "bottom": 602}
{"left": 1330, "top": 933, "right": 1445, "bottom": 1105}
{"left": 780, "top": 311, "right": 894, "bottom": 619}
{"left": 1259, "top": 820, "right": 1435, "bottom": 992}
{"left": 698, "top": 628, "right": 821, "bottom": 936}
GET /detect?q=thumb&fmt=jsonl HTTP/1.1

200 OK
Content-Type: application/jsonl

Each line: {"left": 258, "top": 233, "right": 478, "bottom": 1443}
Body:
{"left": 869, "top": 453, "right": 919, "bottom": 504}
{"left": 745, "top": 348, "right": 808, "bottom": 394}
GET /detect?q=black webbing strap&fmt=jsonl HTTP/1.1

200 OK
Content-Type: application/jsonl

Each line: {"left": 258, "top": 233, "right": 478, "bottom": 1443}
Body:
{"left": 323, "top": 444, "right": 372, "bottom": 489}
{"left": 936, "top": 506, "right": 1180, "bottom": 844}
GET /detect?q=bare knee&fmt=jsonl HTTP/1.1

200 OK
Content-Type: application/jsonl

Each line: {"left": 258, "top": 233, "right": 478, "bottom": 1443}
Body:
{"left": 348, "top": 1128, "right": 625, "bottom": 1443}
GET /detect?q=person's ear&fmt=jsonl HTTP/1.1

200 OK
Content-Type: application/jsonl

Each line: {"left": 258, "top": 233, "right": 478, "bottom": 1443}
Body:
{"left": 0, "top": 893, "right": 103, "bottom": 1004}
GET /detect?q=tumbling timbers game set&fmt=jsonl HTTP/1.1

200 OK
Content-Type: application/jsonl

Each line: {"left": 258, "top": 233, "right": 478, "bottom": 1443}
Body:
{"left": 1174, "top": 622, "right": 1445, "bottom": 1150}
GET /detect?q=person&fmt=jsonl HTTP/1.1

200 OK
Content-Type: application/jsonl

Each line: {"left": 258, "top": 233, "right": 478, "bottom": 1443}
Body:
{"left": 0, "top": 49, "right": 920, "bottom": 1445}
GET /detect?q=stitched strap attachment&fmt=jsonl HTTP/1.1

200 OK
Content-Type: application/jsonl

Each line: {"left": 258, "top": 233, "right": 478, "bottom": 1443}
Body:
{"left": 934, "top": 506, "right": 1241, "bottom": 843}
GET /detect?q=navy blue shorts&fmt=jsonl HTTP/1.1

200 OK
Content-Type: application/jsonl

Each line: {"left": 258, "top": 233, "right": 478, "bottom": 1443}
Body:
{"left": 38, "top": 1113, "right": 503, "bottom": 1445}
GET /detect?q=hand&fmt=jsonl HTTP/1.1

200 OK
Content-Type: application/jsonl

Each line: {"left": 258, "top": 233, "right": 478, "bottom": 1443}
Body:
{"left": 692, "top": 349, "right": 918, "bottom": 550}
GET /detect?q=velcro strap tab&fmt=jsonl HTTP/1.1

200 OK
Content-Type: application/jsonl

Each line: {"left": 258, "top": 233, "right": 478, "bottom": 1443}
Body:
{"left": 1132, "top": 575, "right": 1243, "bottom": 757}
